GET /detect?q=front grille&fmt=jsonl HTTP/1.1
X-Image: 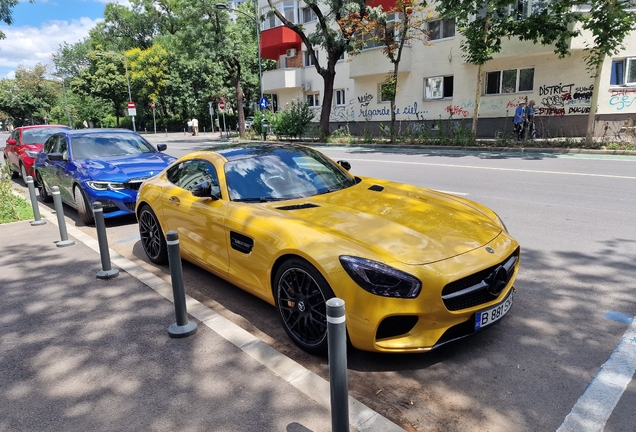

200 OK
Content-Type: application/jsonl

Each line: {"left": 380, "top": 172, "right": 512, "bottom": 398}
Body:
{"left": 125, "top": 177, "right": 149, "bottom": 191}
{"left": 441, "top": 248, "right": 519, "bottom": 311}
{"left": 125, "top": 202, "right": 136, "bottom": 211}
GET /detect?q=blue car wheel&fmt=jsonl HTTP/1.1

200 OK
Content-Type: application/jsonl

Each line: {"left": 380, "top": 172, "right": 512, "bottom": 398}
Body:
{"left": 74, "top": 185, "right": 94, "bottom": 225}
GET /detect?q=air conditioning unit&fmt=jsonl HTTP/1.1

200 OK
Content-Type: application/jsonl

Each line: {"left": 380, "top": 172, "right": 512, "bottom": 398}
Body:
{"left": 286, "top": 48, "right": 297, "bottom": 58}
{"left": 301, "top": 82, "right": 311, "bottom": 92}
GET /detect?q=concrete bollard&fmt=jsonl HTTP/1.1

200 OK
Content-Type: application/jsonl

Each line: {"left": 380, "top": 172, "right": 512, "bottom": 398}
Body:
{"left": 51, "top": 186, "right": 75, "bottom": 247}
{"left": 166, "top": 231, "right": 197, "bottom": 338}
{"left": 327, "top": 297, "right": 349, "bottom": 432}
{"left": 93, "top": 202, "right": 119, "bottom": 280}
{"left": 26, "top": 176, "right": 45, "bottom": 226}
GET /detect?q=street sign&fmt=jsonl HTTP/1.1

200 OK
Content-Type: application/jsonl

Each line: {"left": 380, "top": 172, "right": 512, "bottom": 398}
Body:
{"left": 259, "top": 97, "right": 268, "bottom": 109}
{"left": 219, "top": 100, "right": 226, "bottom": 111}
{"left": 128, "top": 101, "right": 135, "bottom": 108}
{"left": 150, "top": 102, "right": 155, "bottom": 109}
{"left": 128, "top": 101, "right": 136, "bottom": 116}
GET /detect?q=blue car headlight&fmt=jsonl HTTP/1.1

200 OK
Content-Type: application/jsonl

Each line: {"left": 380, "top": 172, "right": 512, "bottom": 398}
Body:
{"left": 339, "top": 256, "right": 421, "bottom": 298}
{"left": 86, "top": 181, "right": 126, "bottom": 191}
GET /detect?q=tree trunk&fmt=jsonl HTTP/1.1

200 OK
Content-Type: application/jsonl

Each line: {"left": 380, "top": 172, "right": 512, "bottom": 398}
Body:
{"left": 472, "top": 63, "right": 484, "bottom": 135}
{"left": 318, "top": 60, "right": 337, "bottom": 140}
{"left": 585, "top": 56, "right": 605, "bottom": 144}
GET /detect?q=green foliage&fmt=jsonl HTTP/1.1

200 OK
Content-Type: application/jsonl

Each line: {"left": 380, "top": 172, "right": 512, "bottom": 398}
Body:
{"left": 0, "top": 163, "right": 33, "bottom": 224}
{"left": 270, "top": 99, "right": 316, "bottom": 139}
{"left": 0, "top": 64, "right": 60, "bottom": 126}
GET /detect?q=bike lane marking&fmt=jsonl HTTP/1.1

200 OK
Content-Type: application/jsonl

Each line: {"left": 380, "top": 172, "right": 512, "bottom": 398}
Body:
{"left": 556, "top": 313, "right": 636, "bottom": 432}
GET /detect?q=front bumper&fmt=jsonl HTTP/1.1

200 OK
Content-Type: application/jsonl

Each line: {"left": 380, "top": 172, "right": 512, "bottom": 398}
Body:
{"left": 84, "top": 187, "right": 138, "bottom": 219}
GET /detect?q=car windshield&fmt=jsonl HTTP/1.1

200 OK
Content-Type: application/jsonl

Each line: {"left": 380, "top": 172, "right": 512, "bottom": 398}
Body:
{"left": 70, "top": 133, "right": 156, "bottom": 160}
{"left": 22, "top": 128, "right": 70, "bottom": 144}
{"left": 224, "top": 147, "right": 356, "bottom": 202}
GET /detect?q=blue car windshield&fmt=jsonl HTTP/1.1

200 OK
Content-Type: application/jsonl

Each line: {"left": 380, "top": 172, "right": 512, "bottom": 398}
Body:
{"left": 224, "top": 147, "right": 356, "bottom": 202}
{"left": 70, "top": 134, "right": 156, "bottom": 160}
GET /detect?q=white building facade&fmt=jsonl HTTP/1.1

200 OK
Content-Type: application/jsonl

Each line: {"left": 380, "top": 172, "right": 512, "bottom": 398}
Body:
{"left": 258, "top": 0, "right": 636, "bottom": 138}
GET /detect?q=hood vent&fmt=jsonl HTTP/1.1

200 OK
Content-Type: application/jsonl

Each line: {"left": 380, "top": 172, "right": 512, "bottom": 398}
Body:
{"left": 368, "top": 184, "right": 384, "bottom": 192}
{"left": 276, "top": 203, "right": 320, "bottom": 211}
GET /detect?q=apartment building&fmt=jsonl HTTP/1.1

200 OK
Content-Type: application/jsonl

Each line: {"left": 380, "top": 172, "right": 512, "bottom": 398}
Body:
{"left": 258, "top": 0, "right": 636, "bottom": 138}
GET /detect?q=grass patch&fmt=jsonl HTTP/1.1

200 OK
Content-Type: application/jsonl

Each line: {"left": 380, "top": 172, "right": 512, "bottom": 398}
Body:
{"left": 0, "top": 193, "right": 34, "bottom": 224}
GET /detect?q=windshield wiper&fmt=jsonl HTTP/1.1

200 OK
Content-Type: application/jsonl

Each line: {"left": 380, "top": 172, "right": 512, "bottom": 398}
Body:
{"left": 234, "top": 197, "right": 287, "bottom": 203}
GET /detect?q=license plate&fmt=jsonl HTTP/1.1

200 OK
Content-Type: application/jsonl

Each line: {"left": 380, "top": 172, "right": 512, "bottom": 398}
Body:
{"left": 475, "top": 290, "right": 514, "bottom": 330}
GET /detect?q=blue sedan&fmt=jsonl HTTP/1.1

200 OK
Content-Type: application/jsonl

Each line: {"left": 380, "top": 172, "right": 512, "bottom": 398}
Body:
{"left": 34, "top": 129, "right": 176, "bottom": 224}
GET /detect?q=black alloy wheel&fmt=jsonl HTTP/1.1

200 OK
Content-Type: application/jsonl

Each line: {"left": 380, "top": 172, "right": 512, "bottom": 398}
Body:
{"left": 275, "top": 258, "right": 335, "bottom": 355}
{"left": 36, "top": 172, "right": 52, "bottom": 202}
{"left": 74, "top": 185, "right": 94, "bottom": 225}
{"left": 138, "top": 205, "right": 168, "bottom": 264}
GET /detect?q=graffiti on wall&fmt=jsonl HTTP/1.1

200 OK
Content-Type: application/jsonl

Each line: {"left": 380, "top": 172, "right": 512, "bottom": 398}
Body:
{"left": 609, "top": 88, "right": 636, "bottom": 111}
{"left": 535, "top": 82, "right": 593, "bottom": 116}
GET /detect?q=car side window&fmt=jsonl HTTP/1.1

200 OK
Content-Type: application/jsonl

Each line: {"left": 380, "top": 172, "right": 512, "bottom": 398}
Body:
{"left": 43, "top": 136, "right": 58, "bottom": 154}
{"left": 167, "top": 159, "right": 221, "bottom": 197}
{"left": 12, "top": 130, "right": 19, "bottom": 143}
{"left": 54, "top": 137, "right": 69, "bottom": 160}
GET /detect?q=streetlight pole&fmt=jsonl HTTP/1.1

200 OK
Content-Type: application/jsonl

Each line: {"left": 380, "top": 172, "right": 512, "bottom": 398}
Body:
{"left": 215, "top": 2, "right": 263, "bottom": 110}
{"left": 60, "top": 77, "right": 73, "bottom": 128}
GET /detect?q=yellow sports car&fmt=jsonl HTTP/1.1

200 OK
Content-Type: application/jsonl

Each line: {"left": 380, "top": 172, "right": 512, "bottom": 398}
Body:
{"left": 137, "top": 143, "right": 519, "bottom": 354}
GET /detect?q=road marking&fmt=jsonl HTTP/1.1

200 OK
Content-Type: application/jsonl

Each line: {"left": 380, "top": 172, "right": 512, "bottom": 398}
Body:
{"left": 350, "top": 158, "right": 636, "bottom": 180}
{"left": 557, "top": 316, "right": 636, "bottom": 432}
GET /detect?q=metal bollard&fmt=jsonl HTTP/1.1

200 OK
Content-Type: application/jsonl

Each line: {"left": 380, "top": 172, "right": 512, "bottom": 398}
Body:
{"left": 93, "top": 202, "right": 119, "bottom": 279}
{"left": 327, "top": 297, "right": 349, "bottom": 432}
{"left": 203, "top": 127, "right": 205, "bottom": 135}
{"left": 165, "top": 128, "right": 168, "bottom": 137}
{"left": 183, "top": 128, "right": 186, "bottom": 136}
{"left": 51, "top": 186, "right": 75, "bottom": 247}
{"left": 166, "top": 231, "right": 197, "bottom": 338}
{"left": 26, "top": 176, "right": 45, "bottom": 226}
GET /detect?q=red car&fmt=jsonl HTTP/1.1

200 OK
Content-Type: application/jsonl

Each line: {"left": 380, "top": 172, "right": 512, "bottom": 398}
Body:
{"left": 4, "top": 125, "right": 71, "bottom": 182}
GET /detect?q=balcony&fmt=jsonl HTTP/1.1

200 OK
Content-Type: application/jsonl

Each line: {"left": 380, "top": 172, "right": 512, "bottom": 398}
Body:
{"left": 349, "top": 46, "right": 411, "bottom": 79}
{"left": 261, "top": 27, "right": 302, "bottom": 60}
{"left": 263, "top": 67, "right": 303, "bottom": 92}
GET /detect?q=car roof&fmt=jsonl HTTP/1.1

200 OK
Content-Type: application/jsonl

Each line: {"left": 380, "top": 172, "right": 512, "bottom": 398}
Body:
{"left": 205, "top": 143, "right": 305, "bottom": 161}
{"left": 18, "top": 125, "right": 71, "bottom": 131}
{"left": 54, "top": 128, "right": 140, "bottom": 137}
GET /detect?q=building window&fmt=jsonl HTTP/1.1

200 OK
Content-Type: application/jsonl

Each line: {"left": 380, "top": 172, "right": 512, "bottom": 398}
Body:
{"left": 363, "top": 13, "right": 399, "bottom": 50}
{"left": 424, "top": 76, "right": 454, "bottom": 99}
{"left": 261, "top": 8, "right": 279, "bottom": 30}
{"left": 611, "top": 58, "right": 636, "bottom": 85}
{"left": 485, "top": 68, "right": 534, "bottom": 94}
{"left": 303, "top": 51, "right": 315, "bottom": 67}
{"left": 379, "top": 82, "right": 393, "bottom": 102}
{"left": 302, "top": 7, "right": 317, "bottom": 23}
{"left": 428, "top": 18, "right": 455, "bottom": 40}
{"left": 335, "top": 89, "right": 346, "bottom": 106}
{"left": 306, "top": 93, "right": 320, "bottom": 107}
{"left": 279, "top": 1, "right": 297, "bottom": 23}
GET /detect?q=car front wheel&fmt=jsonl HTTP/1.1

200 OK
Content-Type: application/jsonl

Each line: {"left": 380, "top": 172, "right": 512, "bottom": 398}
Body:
{"left": 138, "top": 205, "right": 168, "bottom": 264}
{"left": 74, "top": 185, "right": 94, "bottom": 225}
{"left": 274, "top": 258, "right": 335, "bottom": 355}
{"left": 20, "top": 163, "right": 28, "bottom": 184}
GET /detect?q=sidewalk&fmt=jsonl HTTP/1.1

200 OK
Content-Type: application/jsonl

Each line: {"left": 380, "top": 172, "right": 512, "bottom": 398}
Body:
{"left": 0, "top": 205, "right": 403, "bottom": 431}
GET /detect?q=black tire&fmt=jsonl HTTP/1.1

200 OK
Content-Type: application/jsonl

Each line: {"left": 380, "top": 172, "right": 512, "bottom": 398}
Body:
{"left": 36, "top": 172, "right": 52, "bottom": 203}
{"left": 138, "top": 205, "right": 168, "bottom": 264}
{"left": 20, "top": 163, "right": 28, "bottom": 184}
{"left": 74, "top": 185, "right": 94, "bottom": 225}
{"left": 274, "top": 258, "right": 335, "bottom": 355}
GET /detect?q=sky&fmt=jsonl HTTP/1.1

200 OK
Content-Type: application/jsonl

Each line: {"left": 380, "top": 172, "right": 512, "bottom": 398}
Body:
{"left": 0, "top": 0, "right": 129, "bottom": 79}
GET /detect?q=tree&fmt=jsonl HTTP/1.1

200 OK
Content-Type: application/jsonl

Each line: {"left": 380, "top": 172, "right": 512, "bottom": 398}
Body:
{"left": 437, "top": 0, "right": 577, "bottom": 134}
{"left": 266, "top": 0, "right": 369, "bottom": 139}
{"left": 0, "top": 0, "right": 33, "bottom": 40}
{"left": 578, "top": 0, "right": 636, "bottom": 142}
{"left": 344, "top": 0, "right": 431, "bottom": 142}
{"left": 0, "top": 64, "right": 59, "bottom": 125}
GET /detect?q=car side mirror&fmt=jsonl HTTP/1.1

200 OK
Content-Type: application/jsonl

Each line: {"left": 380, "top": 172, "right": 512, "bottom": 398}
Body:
{"left": 47, "top": 152, "right": 64, "bottom": 162}
{"left": 337, "top": 160, "right": 351, "bottom": 171}
{"left": 7, "top": 138, "right": 17, "bottom": 145}
{"left": 157, "top": 144, "right": 167, "bottom": 151}
{"left": 191, "top": 181, "right": 221, "bottom": 200}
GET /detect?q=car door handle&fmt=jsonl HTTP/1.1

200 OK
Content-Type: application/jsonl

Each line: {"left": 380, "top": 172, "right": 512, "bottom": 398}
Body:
{"left": 169, "top": 196, "right": 180, "bottom": 204}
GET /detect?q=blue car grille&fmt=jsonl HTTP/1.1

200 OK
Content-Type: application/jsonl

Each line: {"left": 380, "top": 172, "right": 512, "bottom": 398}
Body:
{"left": 441, "top": 248, "right": 519, "bottom": 311}
{"left": 125, "top": 202, "right": 136, "bottom": 211}
{"left": 125, "top": 177, "right": 149, "bottom": 191}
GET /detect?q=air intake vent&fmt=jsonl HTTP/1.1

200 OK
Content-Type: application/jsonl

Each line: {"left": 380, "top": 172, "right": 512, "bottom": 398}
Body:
{"left": 368, "top": 185, "right": 384, "bottom": 192}
{"left": 276, "top": 203, "right": 320, "bottom": 210}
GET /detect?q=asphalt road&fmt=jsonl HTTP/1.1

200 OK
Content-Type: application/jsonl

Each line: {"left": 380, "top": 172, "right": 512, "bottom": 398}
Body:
{"left": 3, "top": 132, "right": 635, "bottom": 432}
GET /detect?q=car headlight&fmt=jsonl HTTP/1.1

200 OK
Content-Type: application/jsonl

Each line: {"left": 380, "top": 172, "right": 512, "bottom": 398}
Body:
{"left": 339, "top": 256, "right": 421, "bottom": 298}
{"left": 493, "top": 211, "right": 509, "bottom": 233}
{"left": 86, "top": 181, "right": 126, "bottom": 191}
{"left": 25, "top": 150, "right": 39, "bottom": 158}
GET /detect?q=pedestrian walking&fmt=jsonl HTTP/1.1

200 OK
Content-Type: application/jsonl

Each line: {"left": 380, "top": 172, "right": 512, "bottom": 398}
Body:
{"left": 187, "top": 119, "right": 193, "bottom": 135}
{"left": 513, "top": 101, "right": 525, "bottom": 141}
{"left": 526, "top": 100, "right": 536, "bottom": 140}
{"left": 192, "top": 117, "right": 199, "bottom": 136}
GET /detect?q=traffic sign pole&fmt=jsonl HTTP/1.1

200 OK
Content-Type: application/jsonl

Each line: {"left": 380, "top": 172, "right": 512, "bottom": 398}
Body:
{"left": 151, "top": 102, "right": 156, "bottom": 134}
{"left": 127, "top": 101, "right": 137, "bottom": 132}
